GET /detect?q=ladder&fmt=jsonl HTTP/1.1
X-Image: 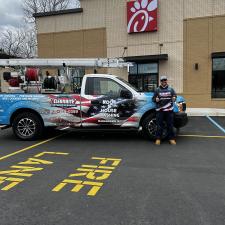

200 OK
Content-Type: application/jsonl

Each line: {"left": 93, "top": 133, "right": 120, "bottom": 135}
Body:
{"left": 0, "top": 58, "right": 132, "bottom": 68}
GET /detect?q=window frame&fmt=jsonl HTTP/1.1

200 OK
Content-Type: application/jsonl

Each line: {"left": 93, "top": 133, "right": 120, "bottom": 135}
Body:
{"left": 212, "top": 57, "right": 225, "bottom": 99}
{"left": 128, "top": 62, "right": 159, "bottom": 92}
{"left": 84, "top": 77, "right": 132, "bottom": 98}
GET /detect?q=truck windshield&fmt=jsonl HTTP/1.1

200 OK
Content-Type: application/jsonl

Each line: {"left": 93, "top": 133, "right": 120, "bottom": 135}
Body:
{"left": 117, "top": 77, "right": 140, "bottom": 92}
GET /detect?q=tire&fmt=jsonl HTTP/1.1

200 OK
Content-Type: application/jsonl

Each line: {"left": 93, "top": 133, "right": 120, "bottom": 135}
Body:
{"left": 142, "top": 113, "right": 168, "bottom": 140}
{"left": 12, "top": 112, "right": 44, "bottom": 140}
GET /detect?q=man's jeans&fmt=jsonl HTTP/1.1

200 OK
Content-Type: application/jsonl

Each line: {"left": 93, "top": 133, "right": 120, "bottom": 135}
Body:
{"left": 156, "top": 111, "right": 175, "bottom": 140}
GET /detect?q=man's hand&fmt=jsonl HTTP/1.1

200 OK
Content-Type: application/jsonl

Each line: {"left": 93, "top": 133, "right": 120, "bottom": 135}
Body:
{"left": 172, "top": 96, "right": 176, "bottom": 102}
{"left": 156, "top": 97, "right": 160, "bottom": 102}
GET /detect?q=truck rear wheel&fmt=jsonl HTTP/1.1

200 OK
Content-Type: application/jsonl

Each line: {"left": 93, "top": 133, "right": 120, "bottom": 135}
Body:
{"left": 142, "top": 113, "right": 168, "bottom": 140}
{"left": 12, "top": 112, "right": 44, "bottom": 140}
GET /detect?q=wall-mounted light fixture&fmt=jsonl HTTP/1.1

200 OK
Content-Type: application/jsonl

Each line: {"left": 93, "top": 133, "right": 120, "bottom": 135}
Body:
{"left": 122, "top": 47, "right": 128, "bottom": 57}
{"left": 194, "top": 63, "right": 199, "bottom": 70}
{"left": 159, "top": 43, "right": 163, "bottom": 54}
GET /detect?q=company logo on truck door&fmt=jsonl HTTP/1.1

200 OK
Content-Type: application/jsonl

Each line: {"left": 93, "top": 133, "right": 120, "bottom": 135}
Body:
{"left": 50, "top": 96, "right": 76, "bottom": 107}
{"left": 127, "top": 0, "right": 158, "bottom": 33}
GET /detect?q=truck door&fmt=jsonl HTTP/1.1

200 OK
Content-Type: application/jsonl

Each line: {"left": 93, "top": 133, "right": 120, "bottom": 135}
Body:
{"left": 44, "top": 93, "right": 81, "bottom": 127}
{"left": 81, "top": 77, "right": 137, "bottom": 127}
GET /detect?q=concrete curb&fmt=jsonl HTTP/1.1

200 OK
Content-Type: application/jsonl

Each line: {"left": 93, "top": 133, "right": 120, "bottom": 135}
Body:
{"left": 187, "top": 108, "right": 225, "bottom": 116}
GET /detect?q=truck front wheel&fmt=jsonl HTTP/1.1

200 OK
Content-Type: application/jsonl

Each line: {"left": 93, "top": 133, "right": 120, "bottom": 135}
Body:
{"left": 142, "top": 113, "right": 168, "bottom": 140}
{"left": 12, "top": 112, "right": 44, "bottom": 140}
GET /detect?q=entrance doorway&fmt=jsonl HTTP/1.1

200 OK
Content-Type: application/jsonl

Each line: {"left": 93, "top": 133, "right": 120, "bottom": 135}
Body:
{"left": 128, "top": 62, "right": 158, "bottom": 92}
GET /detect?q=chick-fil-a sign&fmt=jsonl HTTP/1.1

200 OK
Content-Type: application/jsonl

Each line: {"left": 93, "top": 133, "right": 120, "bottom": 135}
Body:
{"left": 127, "top": 0, "right": 158, "bottom": 33}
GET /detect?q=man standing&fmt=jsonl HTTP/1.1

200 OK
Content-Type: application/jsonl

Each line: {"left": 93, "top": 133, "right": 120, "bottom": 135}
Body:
{"left": 152, "top": 76, "right": 177, "bottom": 145}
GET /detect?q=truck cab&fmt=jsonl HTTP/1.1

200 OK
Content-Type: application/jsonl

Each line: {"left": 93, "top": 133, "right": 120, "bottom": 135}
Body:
{"left": 0, "top": 73, "right": 188, "bottom": 140}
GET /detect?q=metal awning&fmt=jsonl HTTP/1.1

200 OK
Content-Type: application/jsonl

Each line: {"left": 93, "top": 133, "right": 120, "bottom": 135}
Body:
{"left": 124, "top": 54, "right": 168, "bottom": 63}
{"left": 211, "top": 52, "right": 225, "bottom": 58}
{"left": 33, "top": 8, "right": 83, "bottom": 18}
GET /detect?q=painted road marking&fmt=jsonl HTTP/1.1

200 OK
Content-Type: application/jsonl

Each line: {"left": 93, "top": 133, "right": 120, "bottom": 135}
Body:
{"left": 206, "top": 116, "right": 225, "bottom": 134}
{"left": 178, "top": 134, "right": 225, "bottom": 139}
{"left": 0, "top": 151, "right": 69, "bottom": 191}
{"left": 52, "top": 157, "right": 122, "bottom": 196}
{"left": 0, "top": 133, "right": 65, "bottom": 161}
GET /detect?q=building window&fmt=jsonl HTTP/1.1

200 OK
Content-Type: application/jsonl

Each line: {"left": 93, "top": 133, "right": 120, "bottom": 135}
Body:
{"left": 212, "top": 58, "right": 225, "bottom": 98}
{"left": 129, "top": 63, "right": 158, "bottom": 92}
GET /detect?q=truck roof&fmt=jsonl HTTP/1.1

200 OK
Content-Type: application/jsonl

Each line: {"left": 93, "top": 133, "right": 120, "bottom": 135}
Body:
{"left": 84, "top": 74, "right": 118, "bottom": 78}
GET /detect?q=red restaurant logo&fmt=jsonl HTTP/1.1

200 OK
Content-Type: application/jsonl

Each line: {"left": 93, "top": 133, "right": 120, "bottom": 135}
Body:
{"left": 127, "top": 0, "right": 158, "bottom": 33}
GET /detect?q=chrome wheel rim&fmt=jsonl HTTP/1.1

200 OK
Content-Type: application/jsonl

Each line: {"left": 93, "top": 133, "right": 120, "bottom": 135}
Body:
{"left": 147, "top": 118, "right": 167, "bottom": 138}
{"left": 17, "top": 118, "right": 36, "bottom": 137}
{"left": 147, "top": 118, "right": 157, "bottom": 137}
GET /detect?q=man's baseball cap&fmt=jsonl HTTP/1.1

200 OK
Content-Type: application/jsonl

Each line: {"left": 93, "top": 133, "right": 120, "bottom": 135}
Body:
{"left": 160, "top": 75, "right": 168, "bottom": 81}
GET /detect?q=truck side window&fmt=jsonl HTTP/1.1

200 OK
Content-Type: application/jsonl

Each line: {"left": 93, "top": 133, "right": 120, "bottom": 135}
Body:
{"left": 85, "top": 77, "right": 132, "bottom": 99}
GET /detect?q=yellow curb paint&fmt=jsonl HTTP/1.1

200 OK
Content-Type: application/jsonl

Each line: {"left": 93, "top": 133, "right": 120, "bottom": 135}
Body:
{"left": 0, "top": 133, "right": 65, "bottom": 161}
{"left": 178, "top": 134, "right": 225, "bottom": 139}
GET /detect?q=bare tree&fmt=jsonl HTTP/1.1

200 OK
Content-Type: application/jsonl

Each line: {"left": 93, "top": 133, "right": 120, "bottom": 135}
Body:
{"left": 23, "top": 0, "right": 80, "bottom": 22}
{"left": 0, "top": 0, "right": 80, "bottom": 58}
{"left": 0, "top": 27, "right": 37, "bottom": 58}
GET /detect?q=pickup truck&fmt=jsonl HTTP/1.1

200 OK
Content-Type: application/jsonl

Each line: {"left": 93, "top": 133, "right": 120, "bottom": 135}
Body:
{"left": 0, "top": 74, "right": 188, "bottom": 140}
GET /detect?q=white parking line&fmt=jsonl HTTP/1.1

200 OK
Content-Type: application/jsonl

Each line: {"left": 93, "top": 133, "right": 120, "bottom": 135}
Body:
{"left": 206, "top": 116, "right": 225, "bottom": 134}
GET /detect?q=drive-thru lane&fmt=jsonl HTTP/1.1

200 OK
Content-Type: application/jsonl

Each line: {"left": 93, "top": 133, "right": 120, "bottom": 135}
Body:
{"left": 0, "top": 117, "right": 225, "bottom": 225}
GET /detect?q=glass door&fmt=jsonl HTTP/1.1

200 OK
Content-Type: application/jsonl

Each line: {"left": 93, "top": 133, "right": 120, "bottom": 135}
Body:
{"left": 128, "top": 62, "right": 158, "bottom": 92}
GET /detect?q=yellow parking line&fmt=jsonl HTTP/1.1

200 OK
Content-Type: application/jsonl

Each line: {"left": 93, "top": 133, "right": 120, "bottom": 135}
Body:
{"left": 178, "top": 134, "right": 225, "bottom": 139}
{"left": 0, "top": 133, "right": 65, "bottom": 161}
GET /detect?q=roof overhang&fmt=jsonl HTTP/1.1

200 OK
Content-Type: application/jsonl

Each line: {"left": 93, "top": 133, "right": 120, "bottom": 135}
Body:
{"left": 33, "top": 8, "right": 83, "bottom": 18}
{"left": 124, "top": 54, "right": 168, "bottom": 63}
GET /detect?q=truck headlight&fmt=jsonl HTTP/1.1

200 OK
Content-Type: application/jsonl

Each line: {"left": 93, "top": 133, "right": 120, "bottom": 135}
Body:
{"left": 176, "top": 102, "right": 186, "bottom": 112}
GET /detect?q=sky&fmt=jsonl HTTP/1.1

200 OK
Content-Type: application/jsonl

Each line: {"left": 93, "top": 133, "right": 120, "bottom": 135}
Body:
{"left": 0, "top": 0, "right": 24, "bottom": 30}
{"left": 0, "top": 0, "right": 80, "bottom": 31}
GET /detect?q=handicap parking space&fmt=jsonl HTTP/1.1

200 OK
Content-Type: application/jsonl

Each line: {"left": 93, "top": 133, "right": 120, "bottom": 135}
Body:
{"left": 0, "top": 117, "right": 225, "bottom": 225}
{"left": 179, "top": 116, "right": 225, "bottom": 136}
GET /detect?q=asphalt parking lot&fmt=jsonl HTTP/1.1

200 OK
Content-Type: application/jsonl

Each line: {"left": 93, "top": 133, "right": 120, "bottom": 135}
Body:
{"left": 0, "top": 116, "right": 225, "bottom": 225}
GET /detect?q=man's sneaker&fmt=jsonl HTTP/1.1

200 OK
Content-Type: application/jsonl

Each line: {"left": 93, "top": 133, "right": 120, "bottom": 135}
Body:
{"left": 155, "top": 139, "right": 161, "bottom": 145}
{"left": 169, "top": 140, "right": 176, "bottom": 145}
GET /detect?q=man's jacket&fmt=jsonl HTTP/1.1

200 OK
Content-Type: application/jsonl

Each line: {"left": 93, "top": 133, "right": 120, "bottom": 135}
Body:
{"left": 152, "top": 85, "right": 177, "bottom": 112}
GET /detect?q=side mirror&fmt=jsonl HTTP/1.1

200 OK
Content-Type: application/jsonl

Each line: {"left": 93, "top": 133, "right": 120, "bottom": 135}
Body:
{"left": 120, "top": 89, "right": 132, "bottom": 99}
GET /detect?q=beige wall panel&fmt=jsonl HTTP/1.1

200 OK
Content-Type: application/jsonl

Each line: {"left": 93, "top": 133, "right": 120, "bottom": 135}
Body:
{"left": 107, "top": 47, "right": 124, "bottom": 58}
{"left": 83, "top": 29, "right": 107, "bottom": 58}
{"left": 37, "top": 34, "right": 55, "bottom": 58}
{"left": 38, "top": 28, "right": 107, "bottom": 58}
{"left": 55, "top": 14, "right": 83, "bottom": 32}
{"left": 212, "top": 16, "right": 225, "bottom": 52}
{"left": 158, "top": 0, "right": 183, "bottom": 42}
{"left": 127, "top": 44, "right": 159, "bottom": 57}
{"left": 213, "top": 0, "right": 225, "bottom": 15}
{"left": 36, "top": 17, "right": 56, "bottom": 34}
{"left": 106, "top": 0, "right": 127, "bottom": 48}
{"left": 184, "top": 18, "right": 211, "bottom": 95}
{"left": 182, "top": 93, "right": 225, "bottom": 108}
{"left": 54, "top": 31, "right": 83, "bottom": 58}
{"left": 82, "top": 0, "right": 106, "bottom": 30}
{"left": 159, "top": 42, "right": 183, "bottom": 93}
{"left": 183, "top": 16, "right": 225, "bottom": 108}
{"left": 184, "top": 0, "right": 213, "bottom": 19}
{"left": 127, "top": 31, "right": 159, "bottom": 47}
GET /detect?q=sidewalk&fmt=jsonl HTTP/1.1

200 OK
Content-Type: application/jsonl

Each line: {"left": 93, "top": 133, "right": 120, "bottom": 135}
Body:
{"left": 187, "top": 108, "right": 225, "bottom": 116}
